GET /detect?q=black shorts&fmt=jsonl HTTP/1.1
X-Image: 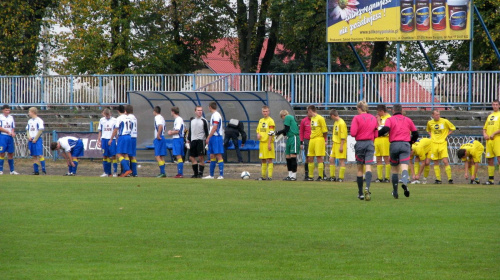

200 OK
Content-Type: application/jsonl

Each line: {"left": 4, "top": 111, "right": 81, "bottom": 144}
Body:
{"left": 190, "top": 140, "right": 205, "bottom": 158}
{"left": 389, "top": 142, "right": 411, "bottom": 166}
{"left": 354, "top": 140, "right": 375, "bottom": 165}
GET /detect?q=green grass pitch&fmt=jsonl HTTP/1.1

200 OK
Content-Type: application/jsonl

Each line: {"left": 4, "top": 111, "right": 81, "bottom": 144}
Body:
{"left": 1, "top": 176, "right": 499, "bottom": 279}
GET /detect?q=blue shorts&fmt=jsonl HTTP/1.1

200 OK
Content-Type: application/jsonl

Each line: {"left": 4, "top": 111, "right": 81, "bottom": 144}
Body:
{"left": 130, "top": 138, "right": 137, "bottom": 157}
{"left": 172, "top": 138, "right": 185, "bottom": 156}
{"left": 208, "top": 135, "right": 224, "bottom": 155}
{"left": 154, "top": 137, "right": 166, "bottom": 156}
{"left": 116, "top": 135, "right": 131, "bottom": 155}
{"left": 29, "top": 139, "right": 44, "bottom": 156}
{"left": 101, "top": 138, "right": 116, "bottom": 158}
{"left": 71, "top": 139, "right": 85, "bottom": 158}
{"left": 0, "top": 135, "right": 15, "bottom": 154}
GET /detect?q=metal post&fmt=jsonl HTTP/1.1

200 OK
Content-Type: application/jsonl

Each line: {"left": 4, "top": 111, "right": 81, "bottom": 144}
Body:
{"left": 468, "top": 1, "right": 475, "bottom": 110}
{"left": 396, "top": 42, "right": 401, "bottom": 103}
{"left": 328, "top": 43, "right": 331, "bottom": 73}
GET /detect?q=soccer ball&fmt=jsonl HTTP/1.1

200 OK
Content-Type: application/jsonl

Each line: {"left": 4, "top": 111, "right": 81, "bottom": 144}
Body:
{"left": 241, "top": 171, "right": 250, "bottom": 180}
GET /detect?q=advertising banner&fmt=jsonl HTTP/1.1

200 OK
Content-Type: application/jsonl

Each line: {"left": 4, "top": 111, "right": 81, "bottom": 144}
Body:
{"left": 327, "top": 0, "right": 471, "bottom": 42}
{"left": 57, "top": 132, "right": 101, "bottom": 158}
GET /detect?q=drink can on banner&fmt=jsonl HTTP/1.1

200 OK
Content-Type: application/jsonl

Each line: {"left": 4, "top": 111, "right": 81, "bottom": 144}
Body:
{"left": 431, "top": 0, "right": 446, "bottom": 30}
{"left": 416, "top": 0, "right": 430, "bottom": 31}
{"left": 448, "top": 0, "right": 469, "bottom": 30}
{"left": 401, "top": 0, "right": 415, "bottom": 32}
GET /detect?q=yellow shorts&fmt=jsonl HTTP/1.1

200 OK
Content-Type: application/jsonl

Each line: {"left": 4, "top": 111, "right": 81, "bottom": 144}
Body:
{"left": 430, "top": 142, "right": 448, "bottom": 160}
{"left": 259, "top": 142, "right": 275, "bottom": 159}
{"left": 414, "top": 147, "right": 430, "bottom": 161}
{"left": 471, "top": 145, "right": 484, "bottom": 163}
{"left": 485, "top": 139, "right": 500, "bottom": 159}
{"left": 330, "top": 142, "right": 347, "bottom": 159}
{"left": 307, "top": 137, "right": 326, "bottom": 157}
{"left": 374, "top": 137, "right": 390, "bottom": 157}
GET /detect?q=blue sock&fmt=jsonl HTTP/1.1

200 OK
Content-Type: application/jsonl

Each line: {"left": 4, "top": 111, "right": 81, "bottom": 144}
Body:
{"left": 218, "top": 161, "right": 224, "bottom": 176}
{"left": 33, "top": 163, "right": 39, "bottom": 173}
{"left": 40, "top": 160, "right": 46, "bottom": 172}
{"left": 121, "top": 159, "right": 130, "bottom": 171}
{"left": 177, "top": 162, "right": 183, "bottom": 175}
{"left": 68, "top": 165, "right": 72, "bottom": 174}
{"left": 131, "top": 161, "right": 138, "bottom": 176}
{"left": 159, "top": 162, "right": 165, "bottom": 174}
{"left": 73, "top": 161, "right": 78, "bottom": 174}
{"left": 102, "top": 160, "right": 107, "bottom": 173}
{"left": 0, "top": 158, "right": 4, "bottom": 172}
{"left": 210, "top": 160, "right": 216, "bottom": 176}
{"left": 106, "top": 161, "right": 112, "bottom": 175}
{"left": 113, "top": 162, "right": 118, "bottom": 173}
{"left": 365, "top": 171, "right": 372, "bottom": 191}
{"left": 8, "top": 159, "right": 14, "bottom": 172}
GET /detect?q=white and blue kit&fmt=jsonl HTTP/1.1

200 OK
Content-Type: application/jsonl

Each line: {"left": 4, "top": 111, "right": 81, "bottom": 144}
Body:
{"left": 58, "top": 136, "right": 84, "bottom": 158}
{"left": 154, "top": 114, "right": 166, "bottom": 156}
{"left": 0, "top": 114, "right": 15, "bottom": 154}
{"left": 172, "top": 116, "right": 185, "bottom": 156}
{"left": 128, "top": 114, "right": 138, "bottom": 157}
{"left": 115, "top": 114, "right": 132, "bottom": 155}
{"left": 99, "top": 116, "right": 116, "bottom": 157}
{"left": 26, "top": 117, "right": 44, "bottom": 156}
{"left": 208, "top": 111, "right": 224, "bottom": 155}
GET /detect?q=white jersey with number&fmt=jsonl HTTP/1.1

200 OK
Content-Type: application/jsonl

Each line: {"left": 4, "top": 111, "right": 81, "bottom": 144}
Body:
{"left": 128, "top": 114, "right": 138, "bottom": 138}
{"left": 26, "top": 117, "right": 44, "bottom": 138}
{"left": 58, "top": 136, "right": 79, "bottom": 152}
{"left": 98, "top": 117, "right": 116, "bottom": 139}
{"left": 0, "top": 114, "right": 15, "bottom": 135}
{"left": 114, "top": 114, "right": 131, "bottom": 136}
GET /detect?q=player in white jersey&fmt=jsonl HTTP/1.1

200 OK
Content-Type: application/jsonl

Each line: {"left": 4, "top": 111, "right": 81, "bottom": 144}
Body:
{"left": 126, "top": 105, "right": 138, "bottom": 177}
{"left": 110, "top": 105, "right": 132, "bottom": 177}
{"left": 97, "top": 108, "right": 117, "bottom": 177}
{"left": 167, "top": 106, "right": 185, "bottom": 178}
{"left": 203, "top": 101, "right": 224, "bottom": 179}
{"left": 153, "top": 106, "right": 167, "bottom": 177}
{"left": 26, "top": 107, "right": 46, "bottom": 175}
{"left": 0, "top": 105, "right": 19, "bottom": 175}
{"left": 50, "top": 136, "right": 84, "bottom": 176}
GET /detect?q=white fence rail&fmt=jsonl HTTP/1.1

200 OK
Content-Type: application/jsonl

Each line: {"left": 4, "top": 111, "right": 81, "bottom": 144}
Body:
{"left": 0, "top": 72, "right": 499, "bottom": 107}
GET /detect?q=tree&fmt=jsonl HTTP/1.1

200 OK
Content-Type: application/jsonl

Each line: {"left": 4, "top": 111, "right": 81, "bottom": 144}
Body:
{"left": 0, "top": 0, "right": 55, "bottom": 75}
{"left": 50, "top": 0, "right": 228, "bottom": 74}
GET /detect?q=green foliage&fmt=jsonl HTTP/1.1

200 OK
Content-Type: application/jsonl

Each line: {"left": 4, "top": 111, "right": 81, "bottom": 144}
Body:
{"left": 50, "top": 0, "right": 229, "bottom": 74}
{"left": 0, "top": 0, "right": 55, "bottom": 75}
{"left": 1, "top": 176, "right": 499, "bottom": 279}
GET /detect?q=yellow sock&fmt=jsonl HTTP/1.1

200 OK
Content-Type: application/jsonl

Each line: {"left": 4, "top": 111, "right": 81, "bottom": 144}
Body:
{"left": 339, "top": 167, "right": 346, "bottom": 179}
{"left": 308, "top": 163, "right": 314, "bottom": 178}
{"left": 118, "top": 157, "right": 124, "bottom": 162}
{"left": 414, "top": 162, "right": 420, "bottom": 176}
{"left": 377, "top": 165, "right": 383, "bottom": 179}
{"left": 318, "top": 163, "right": 324, "bottom": 178}
{"left": 330, "top": 164, "right": 336, "bottom": 178}
{"left": 113, "top": 159, "right": 117, "bottom": 164}
{"left": 488, "top": 166, "right": 495, "bottom": 178}
{"left": 178, "top": 158, "right": 184, "bottom": 163}
{"left": 434, "top": 165, "right": 441, "bottom": 181}
{"left": 158, "top": 160, "right": 165, "bottom": 166}
{"left": 469, "top": 166, "right": 474, "bottom": 178}
{"left": 445, "top": 165, "right": 452, "bottom": 180}
{"left": 385, "top": 164, "right": 391, "bottom": 179}
{"left": 131, "top": 159, "right": 137, "bottom": 163}
{"left": 424, "top": 165, "right": 430, "bottom": 178}
{"left": 261, "top": 163, "right": 267, "bottom": 178}
{"left": 268, "top": 163, "right": 273, "bottom": 179}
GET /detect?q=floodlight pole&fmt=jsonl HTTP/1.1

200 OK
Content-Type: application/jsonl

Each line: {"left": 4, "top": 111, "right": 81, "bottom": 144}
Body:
{"left": 396, "top": 42, "right": 401, "bottom": 104}
{"left": 474, "top": 5, "right": 500, "bottom": 64}
{"left": 468, "top": 0, "right": 475, "bottom": 110}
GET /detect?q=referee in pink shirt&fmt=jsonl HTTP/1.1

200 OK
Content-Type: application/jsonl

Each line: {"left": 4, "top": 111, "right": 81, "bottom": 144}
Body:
{"left": 299, "top": 116, "right": 311, "bottom": 179}
{"left": 350, "top": 101, "right": 378, "bottom": 201}
{"left": 378, "top": 104, "right": 419, "bottom": 199}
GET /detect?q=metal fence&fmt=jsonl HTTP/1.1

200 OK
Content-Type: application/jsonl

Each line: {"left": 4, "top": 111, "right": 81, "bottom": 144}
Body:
{"left": 12, "top": 132, "right": 54, "bottom": 159}
{"left": 1, "top": 72, "right": 499, "bottom": 107}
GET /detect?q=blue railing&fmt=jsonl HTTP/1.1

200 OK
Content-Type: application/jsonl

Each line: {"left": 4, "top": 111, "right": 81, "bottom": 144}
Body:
{"left": 0, "top": 71, "right": 499, "bottom": 108}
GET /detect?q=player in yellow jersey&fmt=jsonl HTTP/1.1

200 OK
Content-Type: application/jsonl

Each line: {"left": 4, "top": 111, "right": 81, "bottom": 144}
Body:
{"left": 256, "top": 105, "right": 275, "bottom": 180}
{"left": 426, "top": 110, "right": 456, "bottom": 184}
{"left": 306, "top": 105, "right": 328, "bottom": 181}
{"left": 457, "top": 140, "right": 484, "bottom": 184}
{"left": 409, "top": 138, "right": 432, "bottom": 184}
{"left": 328, "top": 109, "right": 347, "bottom": 182}
{"left": 374, "top": 105, "right": 391, "bottom": 183}
{"left": 482, "top": 100, "right": 500, "bottom": 185}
